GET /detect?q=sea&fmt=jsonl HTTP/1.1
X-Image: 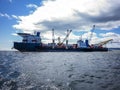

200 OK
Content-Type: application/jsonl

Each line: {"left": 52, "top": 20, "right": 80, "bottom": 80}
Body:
{"left": 0, "top": 50, "right": 120, "bottom": 90}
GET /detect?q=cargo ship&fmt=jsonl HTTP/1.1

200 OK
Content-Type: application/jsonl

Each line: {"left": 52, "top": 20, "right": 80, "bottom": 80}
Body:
{"left": 13, "top": 26, "right": 112, "bottom": 52}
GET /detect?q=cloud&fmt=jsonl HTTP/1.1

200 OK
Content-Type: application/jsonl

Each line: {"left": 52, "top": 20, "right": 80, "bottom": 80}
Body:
{"left": 99, "top": 32, "right": 120, "bottom": 43}
{"left": 26, "top": 4, "right": 38, "bottom": 9}
{"left": 100, "top": 32, "right": 120, "bottom": 37}
{"left": 0, "top": 13, "right": 20, "bottom": 20}
{"left": 9, "top": 0, "right": 12, "bottom": 3}
{"left": 0, "top": 13, "right": 11, "bottom": 19}
{"left": 12, "top": 15, "right": 19, "bottom": 19}
{"left": 13, "top": 0, "right": 120, "bottom": 32}
{"left": 11, "top": 33, "right": 18, "bottom": 36}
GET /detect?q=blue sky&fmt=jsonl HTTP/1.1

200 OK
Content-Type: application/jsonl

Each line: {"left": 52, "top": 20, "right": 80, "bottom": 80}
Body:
{"left": 0, "top": 0, "right": 42, "bottom": 50}
{"left": 0, "top": 0, "right": 120, "bottom": 50}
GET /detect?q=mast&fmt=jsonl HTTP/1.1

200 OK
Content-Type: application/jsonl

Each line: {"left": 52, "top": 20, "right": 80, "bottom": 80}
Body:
{"left": 61, "top": 30, "right": 72, "bottom": 45}
{"left": 89, "top": 25, "right": 95, "bottom": 44}
{"left": 66, "top": 30, "right": 69, "bottom": 49}
{"left": 52, "top": 29, "right": 55, "bottom": 49}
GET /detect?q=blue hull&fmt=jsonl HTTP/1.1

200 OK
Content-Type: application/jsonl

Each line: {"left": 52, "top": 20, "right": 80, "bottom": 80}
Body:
{"left": 14, "top": 42, "right": 108, "bottom": 52}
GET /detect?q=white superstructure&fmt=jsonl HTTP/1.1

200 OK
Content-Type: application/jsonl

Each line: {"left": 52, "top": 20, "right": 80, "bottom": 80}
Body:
{"left": 17, "top": 32, "right": 41, "bottom": 43}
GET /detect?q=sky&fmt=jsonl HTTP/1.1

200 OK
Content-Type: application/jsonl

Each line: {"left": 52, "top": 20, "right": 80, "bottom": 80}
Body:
{"left": 0, "top": 0, "right": 120, "bottom": 50}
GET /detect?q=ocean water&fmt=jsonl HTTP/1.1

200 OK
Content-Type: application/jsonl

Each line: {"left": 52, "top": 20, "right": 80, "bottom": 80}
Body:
{"left": 0, "top": 51, "right": 120, "bottom": 90}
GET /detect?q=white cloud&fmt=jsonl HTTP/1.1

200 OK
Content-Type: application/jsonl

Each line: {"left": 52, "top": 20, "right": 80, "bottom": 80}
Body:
{"left": 100, "top": 32, "right": 119, "bottom": 37}
{"left": 12, "top": 15, "right": 19, "bottom": 19}
{"left": 13, "top": 0, "right": 120, "bottom": 32}
{"left": 99, "top": 32, "right": 120, "bottom": 43}
{"left": 0, "top": 13, "right": 11, "bottom": 19}
{"left": 26, "top": 4, "right": 38, "bottom": 9}
{"left": 9, "top": 0, "right": 12, "bottom": 3}
{"left": 11, "top": 33, "right": 18, "bottom": 36}
{"left": 0, "top": 13, "right": 20, "bottom": 20}
{"left": 11, "top": 0, "right": 102, "bottom": 31}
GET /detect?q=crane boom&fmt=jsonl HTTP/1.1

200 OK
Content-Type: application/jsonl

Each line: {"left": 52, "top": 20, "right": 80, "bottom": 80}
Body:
{"left": 52, "top": 29, "right": 55, "bottom": 48}
{"left": 58, "top": 30, "right": 72, "bottom": 46}
{"left": 61, "top": 30, "right": 72, "bottom": 44}
{"left": 89, "top": 25, "right": 95, "bottom": 42}
{"left": 95, "top": 39, "right": 113, "bottom": 46}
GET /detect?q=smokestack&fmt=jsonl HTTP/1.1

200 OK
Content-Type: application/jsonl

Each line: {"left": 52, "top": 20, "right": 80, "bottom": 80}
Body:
{"left": 37, "top": 32, "right": 40, "bottom": 37}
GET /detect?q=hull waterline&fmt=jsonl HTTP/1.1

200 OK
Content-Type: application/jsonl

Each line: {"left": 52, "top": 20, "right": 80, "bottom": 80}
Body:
{"left": 14, "top": 42, "right": 108, "bottom": 52}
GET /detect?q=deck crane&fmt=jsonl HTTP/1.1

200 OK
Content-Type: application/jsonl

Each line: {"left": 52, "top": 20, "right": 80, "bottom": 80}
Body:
{"left": 58, "top": 37, "right": 61, "bottom": 45}
{"left": 88, "top": 25, "right": 113, "bottom": 48}
{"left": 94, "top": 39, "right": 113, "bottom": 46}
{"left": 57, "top": 30, "right": 72, "bottom": 46}
{"left": 89, "top": 25, "right": 95, "bottom": 44}
{"left": 52, "top": 29, "right": 55, "bottom": 49}
{"left": 66, "top": 30, "right": 69, "bottom": 49}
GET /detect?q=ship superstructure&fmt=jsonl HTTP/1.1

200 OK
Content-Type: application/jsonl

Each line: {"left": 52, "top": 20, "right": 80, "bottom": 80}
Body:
{"left": 18, "top": 32, "right": 41, "bottom": 43}
{"left": 14, "top": 32, "right": 42, "bottom": 51}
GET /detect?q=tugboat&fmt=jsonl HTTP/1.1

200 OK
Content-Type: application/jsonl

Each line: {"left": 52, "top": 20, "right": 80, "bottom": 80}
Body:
{"left": 13, "top": 26, "right": 112, "bottom": 52}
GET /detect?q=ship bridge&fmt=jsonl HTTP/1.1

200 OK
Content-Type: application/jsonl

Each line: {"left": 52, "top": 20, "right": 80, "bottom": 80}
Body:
{"left": 17, "top": 32, "right": 41, "bottom": 43}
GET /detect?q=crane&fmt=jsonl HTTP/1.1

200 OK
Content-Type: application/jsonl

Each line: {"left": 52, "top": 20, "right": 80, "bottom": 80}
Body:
{"left": 58, "top": 37, "right": 61, "bottom": 45}
{"left": 57, "top": 30, "right": 72, "bottom": 46}
{"left": 52, "top": 29, "right": 55, "bottom": 49}
{"left": 89, "top": 25, "right": 95, "bottom": 43}
{"left": 94, "top": 39, "right": 113, "bottom": 46}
